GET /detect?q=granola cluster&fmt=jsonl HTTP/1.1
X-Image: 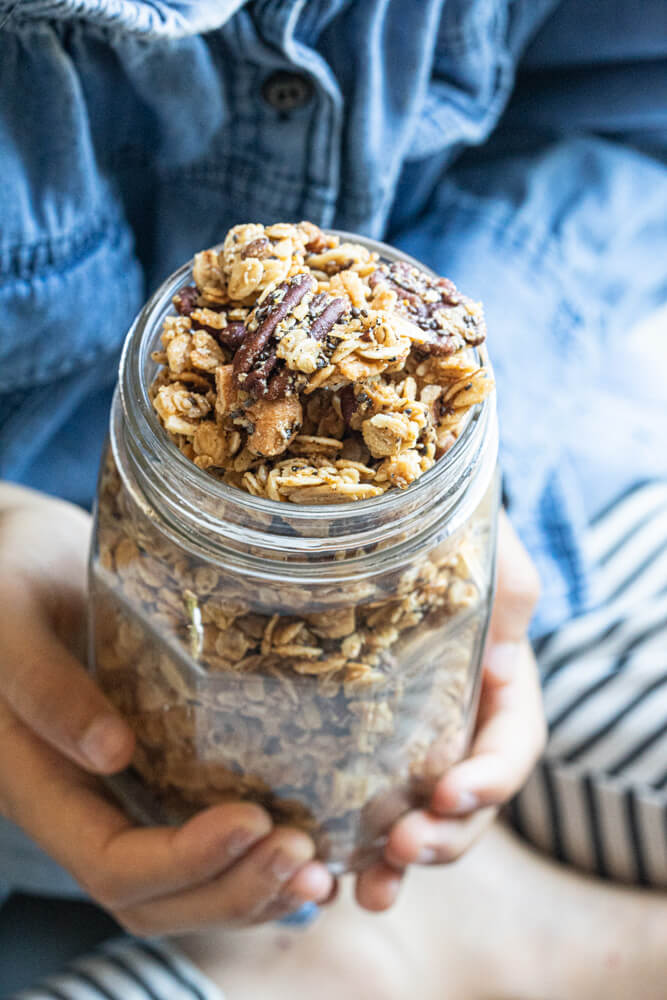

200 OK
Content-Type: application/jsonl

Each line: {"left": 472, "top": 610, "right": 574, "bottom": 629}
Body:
{"left": 150, "top": 222, "right": 492, "bottom": 500}
{"left": 90, "top": 223, "right": 497, "bottom": 870}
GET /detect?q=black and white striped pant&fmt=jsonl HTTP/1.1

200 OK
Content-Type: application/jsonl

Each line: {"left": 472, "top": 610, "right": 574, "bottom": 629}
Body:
{"left": 13, "top": 939, "right": 222, "bottom": 1000}
{"left": 512, "top": 480, "right": 667, "bottom": 887}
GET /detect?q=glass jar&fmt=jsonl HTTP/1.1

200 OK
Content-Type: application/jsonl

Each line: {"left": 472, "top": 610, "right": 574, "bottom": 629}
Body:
{"left": 88, "top": 234, "right": 500, "bottom": 873}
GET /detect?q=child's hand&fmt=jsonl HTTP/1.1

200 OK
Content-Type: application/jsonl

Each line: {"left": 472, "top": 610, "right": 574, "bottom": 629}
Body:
{"left": 0, "top": 485, "right": 332, "bottom": 933}
{"left": 355, "top": 510, "right": 546, "bottom": 911}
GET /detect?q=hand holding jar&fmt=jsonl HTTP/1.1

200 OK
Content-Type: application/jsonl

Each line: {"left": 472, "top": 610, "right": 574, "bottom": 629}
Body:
{"left": 359, "top": 510, "right": 545, "bottom": 910}
{"left": 0, "top": 484, "right": 334, "bottom": 932}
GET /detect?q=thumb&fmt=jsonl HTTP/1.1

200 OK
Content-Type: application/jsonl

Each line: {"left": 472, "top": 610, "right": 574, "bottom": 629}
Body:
{"left": 484, "top": 510, "right": 540, "bottom": 684}
{"left": 0, "top": 587, "right": 134, "bottom": 774}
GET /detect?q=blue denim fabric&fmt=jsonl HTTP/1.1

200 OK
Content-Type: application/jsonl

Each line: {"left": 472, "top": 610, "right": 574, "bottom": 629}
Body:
{"left": 1, "top": 0, "right": 666, "bottom": 901}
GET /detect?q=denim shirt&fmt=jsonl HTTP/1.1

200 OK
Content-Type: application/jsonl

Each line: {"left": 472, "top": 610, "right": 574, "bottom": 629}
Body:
{"left": 0, "top": 0, "right": 666, "bottom": 901}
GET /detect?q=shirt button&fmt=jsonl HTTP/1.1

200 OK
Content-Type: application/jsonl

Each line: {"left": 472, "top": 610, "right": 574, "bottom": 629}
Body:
{"left": 262, "top": 71, "right": 314, "bottom": 112}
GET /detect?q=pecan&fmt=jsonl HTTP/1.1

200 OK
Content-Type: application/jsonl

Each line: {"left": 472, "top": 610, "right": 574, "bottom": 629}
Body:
{"left": 256, "top": 293, "right": 346, "bottom": 399}
{"left": 215, "top": 322, "right": 246, "bottom": 351}
{"left": 308, "top": 294, "right": 347, "bottom": 342}
{"left": 459, "top": 312, "right": 486, "bottom": 346}
{"left": 233, "top": 274, "right": 316, "bottom": 392}
{"left": 241, "top": 237, "right": 271, "bottom": 259}
{"left": 305, "top": 234, "right": 329, "bottom": 253}
{"left": 339, "top": 384, "right": 358, "bottom": 427}
{"left": 244, "top": 348, "right": 279, "bottom": 398}
{"left": 190, "top": 308, "right": 247, "bottom": 352}
{"left": 233, "top": 278, "right": 346, "bottom": 403}
{"left": 370, "top": 263, "right": 475, "bottom": 356}
{"left": 246, "top": 355, "right": 303, "bottom": 401}
{"left": 173, "top": 285, "right": 199, "bottom": 316}
{"left": 299, "top": 220, "right": 331, "bottom": 254}
{"left": 264, "top": 368, "right": 297, "bottom": 401}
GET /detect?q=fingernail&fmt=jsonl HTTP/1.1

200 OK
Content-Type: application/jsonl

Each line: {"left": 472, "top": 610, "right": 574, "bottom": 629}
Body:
{"left": 80, "top": 715, "right": 130, "bottom": 771}
{"left": 224, "top": 827, "right": 264, "bottom": 861}
{"left": 416, "top": 848, "right": 436, "bottom": 864}
{"left": 454, "top": 790, "right": 478, "bottom": 814}
{"left": 268, "top": 848, "right": 303, "bottom": 882}
{"left": 300, "top": 863, "right": 333, "bottom": 901}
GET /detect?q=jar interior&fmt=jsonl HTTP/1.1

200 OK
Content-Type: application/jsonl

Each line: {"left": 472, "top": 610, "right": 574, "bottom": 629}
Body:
{"left": 90, "top": 447, "right": 498, "bottom": 870}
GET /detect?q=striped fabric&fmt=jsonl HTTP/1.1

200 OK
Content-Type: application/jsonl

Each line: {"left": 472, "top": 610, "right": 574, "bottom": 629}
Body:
{"left": 12, "top": 939, "right": 223, "bottom": 1000}
{"left": 512, "top": 480, "right": 667, "bottom": 887}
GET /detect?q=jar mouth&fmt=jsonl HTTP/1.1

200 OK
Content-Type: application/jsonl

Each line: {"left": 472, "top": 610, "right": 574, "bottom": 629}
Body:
{"left": 117, "top": 230, "right": 497, "bottom": 566}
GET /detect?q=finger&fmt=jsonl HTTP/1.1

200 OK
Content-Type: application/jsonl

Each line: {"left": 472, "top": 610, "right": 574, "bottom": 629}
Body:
{"left": 0, "top": 586, "right": 134, "bottom": 773}
{"left": 249, "top": 862, "right": 334, "bottom": 923}
{"left": 116, "top": 827, "right": 329, "bottom": 934}
{"left": 0, "top": 701, "right": 274, "bottom": 907}
{"left": 0, "top": 700, "right": 329, "bottom": 928}
{"left": 486, "top": 510, "right": 541, "bottom": 646}
{"left": 286, "top": 861, "right": 334, "bottom": 905}
{"left": 385, "top": 806, "right": 497, "bottom": 868}
{"left": 432, "top": 641, "right": 546, "bottom": 815}
{"left": 355, "top": 861, "right": 404, "bottom": 913}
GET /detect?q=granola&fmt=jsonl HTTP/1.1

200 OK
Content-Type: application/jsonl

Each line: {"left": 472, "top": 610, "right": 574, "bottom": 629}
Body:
{"left": 149, "top": 222, "right": 492, "bottom": 502}
{"left": 90, "top": 223, "right": 497, "bottom": 870}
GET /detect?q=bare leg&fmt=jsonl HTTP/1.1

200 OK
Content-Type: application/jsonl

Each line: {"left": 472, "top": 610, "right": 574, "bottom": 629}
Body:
{"left": 179, "top": 822, "right": 667, "bottom": 1000}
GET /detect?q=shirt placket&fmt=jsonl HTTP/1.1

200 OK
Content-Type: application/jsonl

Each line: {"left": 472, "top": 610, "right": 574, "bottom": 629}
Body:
{"left": 241, "top": 0, "right": 344, "bottom": 225}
